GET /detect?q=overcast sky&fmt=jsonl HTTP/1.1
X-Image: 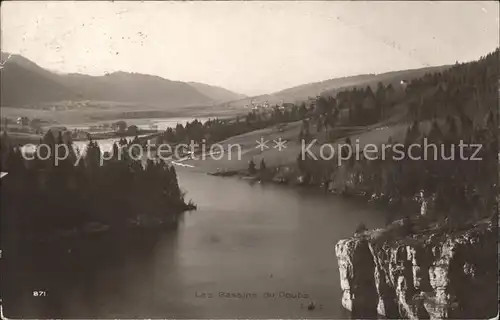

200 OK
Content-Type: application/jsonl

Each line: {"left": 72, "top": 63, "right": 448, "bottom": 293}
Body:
{"left": 2, "top": 1, "right": 499, "bottom": 96}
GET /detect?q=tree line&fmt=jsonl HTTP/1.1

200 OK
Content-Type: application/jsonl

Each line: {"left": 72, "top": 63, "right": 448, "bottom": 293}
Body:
{"left": 0, "top": 131, "right": 195, "bottom": 236}
{"left": 296, "top": 48, "right": 499, "bottom": 221}
{"left": 151, "top": 48, "right": 498, "bottom": 224}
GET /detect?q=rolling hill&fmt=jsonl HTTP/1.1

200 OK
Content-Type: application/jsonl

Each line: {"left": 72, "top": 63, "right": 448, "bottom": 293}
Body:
{"left": 187, "top": 82, "right": 246, "bottom": 103}
{"left": 0, "top": 53, "right": 80, "bottom": 106}
{"left": 0, "top": 53, "right": 244, "bottom": 109}
{"left": 58, "top": 71, "right": 212, "bottom": 108}
{"left": 223, "top": 65, "right": 451, "bottom": 109}
{"left": 1, "top": 52, "right": 451, "bottom": 115}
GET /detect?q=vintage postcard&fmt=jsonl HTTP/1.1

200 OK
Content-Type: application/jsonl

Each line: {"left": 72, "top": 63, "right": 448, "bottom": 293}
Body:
{"left": 0, "top": 1, "right": 499, "bottom": 319}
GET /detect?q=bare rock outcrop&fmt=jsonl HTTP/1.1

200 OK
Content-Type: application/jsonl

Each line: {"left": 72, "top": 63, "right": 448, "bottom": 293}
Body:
{"left": 335, "top": 216, "right": 497, "bottom": 319}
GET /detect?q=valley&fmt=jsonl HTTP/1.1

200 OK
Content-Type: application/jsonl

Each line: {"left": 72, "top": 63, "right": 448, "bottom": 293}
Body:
{"left": 0, "top": 6, "right": 498, "bottom": 317}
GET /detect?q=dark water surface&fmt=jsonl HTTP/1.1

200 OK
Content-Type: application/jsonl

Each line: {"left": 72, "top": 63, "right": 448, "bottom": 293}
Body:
{"left": 3, "top": 169, "right": 388, "bottom": 318}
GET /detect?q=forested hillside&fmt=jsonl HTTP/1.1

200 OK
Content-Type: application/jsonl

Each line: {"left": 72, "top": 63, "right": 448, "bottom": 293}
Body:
{"left": 0, "top": 131, "right": 195, "bottom": 235}
{"left": 161, "top": 48, "right": 499, "bottom": 223}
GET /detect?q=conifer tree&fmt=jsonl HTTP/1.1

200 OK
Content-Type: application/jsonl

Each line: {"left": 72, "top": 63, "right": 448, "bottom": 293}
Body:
{"left": 248, "top": 159, "right": 256, "bottom": 175}
{"left": 259, "top": 158, "right": 267, "bottom": 172}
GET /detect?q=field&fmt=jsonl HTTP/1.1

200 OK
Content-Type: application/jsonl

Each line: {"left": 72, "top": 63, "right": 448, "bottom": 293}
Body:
{"left": 181, "top": 116, "right": 415, "bottom": 174}
{"left": 1, "top": 101, "right": 246, "bottom": 127}
{"left": 1, "top": 101, "right": 247, "bottom": 145}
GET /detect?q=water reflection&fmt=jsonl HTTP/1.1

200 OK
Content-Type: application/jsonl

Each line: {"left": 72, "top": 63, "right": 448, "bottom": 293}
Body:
{"left": 3, "top": 169, "right": 388, "bottom": 318}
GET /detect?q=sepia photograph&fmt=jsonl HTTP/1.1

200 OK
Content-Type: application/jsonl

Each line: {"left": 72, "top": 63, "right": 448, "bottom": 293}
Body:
{"left": 0, "top": 1, "right": 499, "bottom": 319}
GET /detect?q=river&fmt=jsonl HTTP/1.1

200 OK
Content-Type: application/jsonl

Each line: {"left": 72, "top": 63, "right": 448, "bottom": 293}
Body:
{"left": 2, "top": 168, "right": 388, "bottom": 318}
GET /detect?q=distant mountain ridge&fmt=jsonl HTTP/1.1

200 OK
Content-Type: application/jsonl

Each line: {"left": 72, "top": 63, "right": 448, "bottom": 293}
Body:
{"left": 223, "top": 65, "right": 451, "bottom": 109}
{"left": 0, "top": 52, "right": 245, "bottom": 108}
{"left": 1, "top": 52, "right": 451, "bottom": 111}
{"left": 188, "top": 82, "right": 246, "bottom": 103}
{"left": 58, "top": 71, "right": 211, "bottom": 108}
{"left": 1, "top": 53, "right": 81, "bottom": 106}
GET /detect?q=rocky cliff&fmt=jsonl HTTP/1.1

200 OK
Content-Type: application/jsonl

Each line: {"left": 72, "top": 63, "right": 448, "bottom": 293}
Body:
{"left": 335, "top": 216, "right": 498, "bottom": 319}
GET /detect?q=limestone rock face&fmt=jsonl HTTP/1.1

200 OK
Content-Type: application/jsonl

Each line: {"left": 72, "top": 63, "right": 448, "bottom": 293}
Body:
{"left": 335, "top": 217, "right": 497, "bottom": 319}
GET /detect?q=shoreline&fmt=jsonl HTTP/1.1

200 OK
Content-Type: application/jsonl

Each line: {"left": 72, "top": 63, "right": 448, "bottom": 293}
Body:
{"left": 207, "top": 166, "right": 422, "bottom": 225}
